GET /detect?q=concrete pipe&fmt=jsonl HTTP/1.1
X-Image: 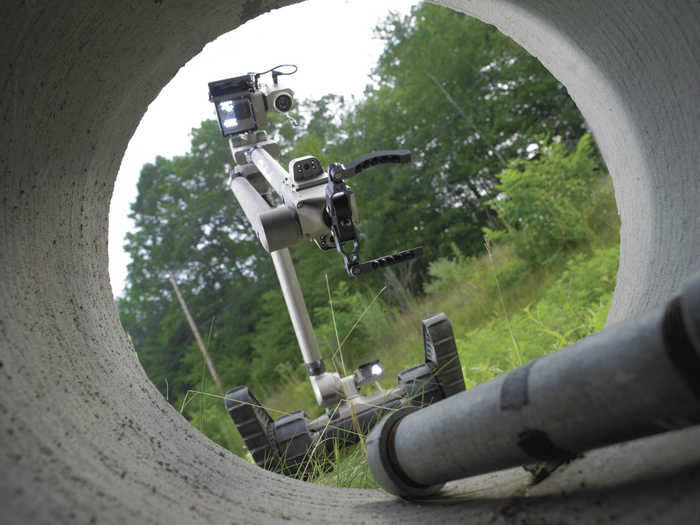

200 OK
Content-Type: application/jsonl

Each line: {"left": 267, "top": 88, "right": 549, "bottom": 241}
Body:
{"left": 1, "top": 1, "right": 699, "bottom": 524}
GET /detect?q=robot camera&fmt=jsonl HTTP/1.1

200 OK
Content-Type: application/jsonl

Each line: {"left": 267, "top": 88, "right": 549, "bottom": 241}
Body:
{"left": 265, "top": 87, "right": 294, "bottom": 113}
{"left": 208, "top": 65, "right": 296, "bottom": 137}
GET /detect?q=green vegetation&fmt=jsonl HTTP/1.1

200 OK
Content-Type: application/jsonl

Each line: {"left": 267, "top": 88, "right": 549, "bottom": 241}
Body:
{"left": 117, "top": 2, "right": 619, "bottom": 483}
{"left": 269, "top": 227, "right": 619, "bottom": 487}
{"left": 486, "top": 134, "right": 615, "bottom": 265}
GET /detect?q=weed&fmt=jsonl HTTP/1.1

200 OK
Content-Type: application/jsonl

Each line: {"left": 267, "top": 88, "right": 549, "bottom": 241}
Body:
{"left": 180, "top": 215, "right": 619, "bottom": 489}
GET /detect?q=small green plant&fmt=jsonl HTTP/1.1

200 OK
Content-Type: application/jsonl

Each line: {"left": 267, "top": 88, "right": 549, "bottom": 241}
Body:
{"left": 319, "top": 437, "right": 380, "bottom": 489}
{"left": 456, "top": 246, "right": 618, "bottom": 386}
{"left": 485, "top": 134, "right": 602, "bottom": 266}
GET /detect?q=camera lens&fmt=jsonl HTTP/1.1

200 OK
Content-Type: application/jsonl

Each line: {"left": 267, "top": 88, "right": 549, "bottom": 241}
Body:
{"left": 274, "top": 93, "right": 293, "bottom": 112}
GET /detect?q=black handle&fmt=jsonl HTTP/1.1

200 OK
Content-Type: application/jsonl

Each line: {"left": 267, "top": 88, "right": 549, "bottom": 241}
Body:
{"left": 349, "top": 246, "right": 423, "bottom": 277}
{"left": 329, "top": 150, "right": 411, "bottom": 181}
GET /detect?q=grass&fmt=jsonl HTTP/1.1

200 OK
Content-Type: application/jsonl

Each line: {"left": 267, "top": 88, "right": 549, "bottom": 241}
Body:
{"left": 250, "top": 237, "right": 618, "bottom": 488}
{"left": 316, "top": 437, "right": 379, "bottom": 489}
{"left": 180, "top": 235, "right": 619, "bottom": 488}
{"left": 265, "top": 245, "right": 543, "bottom": 415}
{"left": 180, "top": 175, "right": 620, "bottom": 487}
{"left": 156, "top": 138, "right": 624, "bottom": 486}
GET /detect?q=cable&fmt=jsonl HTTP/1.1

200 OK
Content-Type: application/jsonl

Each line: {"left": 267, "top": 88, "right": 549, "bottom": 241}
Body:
{"left": 252, "top": 64, "right": 298, "bottom": 87}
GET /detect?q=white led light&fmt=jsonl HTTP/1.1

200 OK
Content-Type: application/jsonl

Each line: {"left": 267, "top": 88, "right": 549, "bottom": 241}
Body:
{"left": 219, "top": 100, "right": 234, "bottom": 112}
{"left": 370, "top": 363, "right": 383, "bottom": 377}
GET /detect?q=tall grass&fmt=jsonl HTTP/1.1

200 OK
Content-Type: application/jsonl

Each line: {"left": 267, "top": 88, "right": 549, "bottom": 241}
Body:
{"left": 246, "top": 238, "right": 619, "bottom": 488}
{"left": 179, "top": 231, "right": 619, "bottom": 487}
{"left": 182, "top": 168, "right": 621, "bottom": 488}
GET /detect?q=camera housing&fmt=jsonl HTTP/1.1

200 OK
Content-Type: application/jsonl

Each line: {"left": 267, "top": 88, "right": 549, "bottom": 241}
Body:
{"left": 208, "top": 73, "right": 294, "bottom": 136}
{"left": 263, "top": 86, "right": 295, "bottom": 114}
{"left": 287, "top": 155, "right": 325, "bottom": 190}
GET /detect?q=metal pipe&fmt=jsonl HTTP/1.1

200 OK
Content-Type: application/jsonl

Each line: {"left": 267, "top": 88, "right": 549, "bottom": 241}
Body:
{"left": 230, "top": 175, "right": 302, "bottom": 252}
{"left": 270, "top": 248, "right": 322, "bottom": 367}
{"left": 249, "top": 146, "right": 289, "bottom": 201}
{"left": 229, "top": 175, "right": 271, "bottom": 246}
{"left": 367, "top": 274, "right": 700, "bottom": 498}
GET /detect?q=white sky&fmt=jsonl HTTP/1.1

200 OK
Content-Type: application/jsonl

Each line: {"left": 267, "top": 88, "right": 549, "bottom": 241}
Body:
{"left": 108, "top": 0, "right": 418, "bottom": 297}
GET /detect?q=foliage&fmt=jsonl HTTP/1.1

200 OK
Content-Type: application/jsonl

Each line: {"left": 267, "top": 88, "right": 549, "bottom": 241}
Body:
{"left": 308, "top": 240, "right": 619, "bottom": 488}
{"left": 456, "top": 246, "right": 619, "bottom": 387}
{"left": 180, "top": 384, "right": 247, "bottom": 457}
{"left": 484, "top": 134, "right": 602, "bottom": 265}
{"left": 118, "top": 121, "right": 273, "bottom": 407}
{"left": 316, "top": 438, "right": 379, "bottom": 489}
{"left": 313, "top": 280, "right": 375, "bottom": 374}
{"left": 117, "top": 3, "right": 609, "bottom": 465}
{"left": 336, "top": 4, "right": 586, "bottom": 274}
{"left": 246, "top": 289, "right": 302, "bottom": 394}
{"left": 424, "top": 242, "right": 472, "bottom": 296}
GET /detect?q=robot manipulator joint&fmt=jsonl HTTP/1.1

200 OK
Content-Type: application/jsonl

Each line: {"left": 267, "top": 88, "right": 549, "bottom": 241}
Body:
{"left": 229, "top": 136, "right": 422, "bottom": 276}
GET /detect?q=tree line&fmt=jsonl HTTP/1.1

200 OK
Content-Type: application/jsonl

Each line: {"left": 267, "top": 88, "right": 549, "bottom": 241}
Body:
{"left": 117, "top": 4, "right": 589, "bottom": 420}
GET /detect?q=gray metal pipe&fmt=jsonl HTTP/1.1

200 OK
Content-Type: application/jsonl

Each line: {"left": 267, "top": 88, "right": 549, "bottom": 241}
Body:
{"left": 367, "top": 274, "right": 700, "bottom": 498}
{"left": 233, "top": 164, "right": 337, "bottom": 407}
{"left": 230, "top": 175, "right": 302, "bottom": 252}
{"left": 270, "top": 248, "right": 322, "bottom": 367}
{"left": 249, "top": 146, "right": 289, "bottom": 200}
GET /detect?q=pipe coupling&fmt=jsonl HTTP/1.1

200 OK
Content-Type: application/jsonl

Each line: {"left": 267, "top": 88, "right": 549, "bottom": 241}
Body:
{"left": 366, "top": 406, "right": 444, "bottom": 498}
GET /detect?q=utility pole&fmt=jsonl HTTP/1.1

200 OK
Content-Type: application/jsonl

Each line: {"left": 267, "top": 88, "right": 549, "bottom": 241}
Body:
{"left": 168, "top": 272, "right": 223, "bottom": 393}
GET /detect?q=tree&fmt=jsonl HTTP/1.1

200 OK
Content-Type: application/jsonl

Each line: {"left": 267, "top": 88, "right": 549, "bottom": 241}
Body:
{"left": 485, "top": 134, "right": 603, "bottom": 264}
{"left": 119, "top": 120, "right": 274, "bottom": 403}
{"left": 118, "top": 4, "right": 593, "bottom": 457}
{"left": 337, "top": 4, "right": 587, "bottom": 273}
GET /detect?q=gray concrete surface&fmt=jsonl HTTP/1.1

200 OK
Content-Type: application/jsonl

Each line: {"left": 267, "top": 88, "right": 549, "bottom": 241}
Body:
{"left": 1, "top": 0, "right": 699, "bottom": 523}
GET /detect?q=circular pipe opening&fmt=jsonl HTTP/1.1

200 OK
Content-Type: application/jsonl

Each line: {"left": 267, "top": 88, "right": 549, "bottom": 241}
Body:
{"left": 1, "top": 1, "right": 699, "bottom": 523}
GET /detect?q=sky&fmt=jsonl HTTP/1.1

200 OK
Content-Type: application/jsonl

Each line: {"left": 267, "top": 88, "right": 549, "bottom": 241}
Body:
{"left": 108, "top": 0, "right": 418, "bottom": 297}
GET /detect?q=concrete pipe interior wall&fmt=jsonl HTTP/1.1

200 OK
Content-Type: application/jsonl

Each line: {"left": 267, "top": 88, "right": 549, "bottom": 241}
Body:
{"left": 1, "top": 0, "right": 699, "bottom": 523}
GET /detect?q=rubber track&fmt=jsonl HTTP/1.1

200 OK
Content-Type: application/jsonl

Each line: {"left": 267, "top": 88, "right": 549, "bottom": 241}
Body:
{"left": 224, "top": 387, "right": 279, "bottom": 469}
{"left": 422, "top": 313, "right": 466, "bottom": 398}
